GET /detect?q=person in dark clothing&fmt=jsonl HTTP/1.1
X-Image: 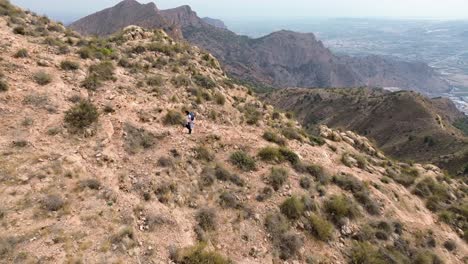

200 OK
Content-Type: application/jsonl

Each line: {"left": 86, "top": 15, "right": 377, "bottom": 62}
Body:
{"left": 185, "top": 111, "right": 195, "bottom": 134}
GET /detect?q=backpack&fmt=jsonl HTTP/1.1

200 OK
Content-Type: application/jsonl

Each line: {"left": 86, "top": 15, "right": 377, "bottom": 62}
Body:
{"left": 189, "top": 112, "right": 195, "bottom": 121}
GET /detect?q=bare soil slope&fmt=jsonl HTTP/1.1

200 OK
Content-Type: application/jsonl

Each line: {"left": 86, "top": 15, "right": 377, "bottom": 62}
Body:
{"left": 0, "top": 2, "right": 467, "bottom": 263}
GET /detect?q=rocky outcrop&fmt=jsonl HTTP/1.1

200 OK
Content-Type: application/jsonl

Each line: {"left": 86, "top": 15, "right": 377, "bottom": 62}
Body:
{"left": 202, "top": 17, "right": 227, "bottom": 29}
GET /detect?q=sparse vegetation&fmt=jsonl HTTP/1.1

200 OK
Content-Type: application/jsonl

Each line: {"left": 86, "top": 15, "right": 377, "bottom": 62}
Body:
{"left": 146, "top": 75, "right": 164, "bottom": 87}
{"left": 171, "top": 243, "right": 231, "bottom": 264}
{"left": 306, "top": 214, "right": 334, "bottom": 241}
{"left": 0, "top": 79, "right": 8, "bottom": 92}
{"left": 281, "top": 127, "right": 303, "bottom": 141}
{"left": 258, "top": 146, "right": 299, "bottom": 165}
{"left": 64, "top": 101, "right": 99, "bottom": 131}
{"left": 13, "top": 26, "right": 25, "bottom": 35}
{"left": 230, "top": 151, "right": 256, "bottom": 171}
{"left": 163, "top": 110, "right": 185, "bottom": 126}
{"left": 60, "top": 60, "right": 80, "bottom": 71}
{"left": 280, "top": 196, "right": 305, "bottom": 220}
{"left": 79, "top": 179, "right": 101, "bottom": 190}
{"left": 268, "top": 167, "right": 289, "bottom": 191}
{"left": 81, "top": 74, "right": 101, "bottom": 90}
{"left": 350, "top": 241, "right": 387, "bottom": 264}
{"left": 88, "top": 61, "right": 115, "bottom": 81}
{"left": 214, "top": 92, "right": 226, "bottom": 105}
{"left": 42, "top": 194, "right": 64, "bottom": 211}
{"left": 157, "top": 156, "right": 174, "bottom": 168}
{"left": 324, "top": 195, "right": 360, "bottom": 224}
{"left": 196, "top": 207, "right": 217, "bottom": 231}
{"left": 193, "top": 74, "right": 216, "bottom": 89}
{"left": 265, "top": 213, "right": 303, "bottom": 260}
{"left": 13, "top": 48, "right": 28, "bottom": 58}
{"left": 194, "top": 146, "right": 215, "bottom": 162}
{"left": 33, "top": 71, "right": 52, "bottom": 85}
{"left": 243, "top": 104, "right": 262, "bottom": 125}
{"left": 263, "top": 130, "right": 287, "bottom": 146}
{"left": 123, "top": 123, "right": 155, "bottom": 154}
{"left": 171, "top": 74, "right": 192, "bottom": 87}
{"left": 219, "top": 192, "right": 239, "bottom": 208}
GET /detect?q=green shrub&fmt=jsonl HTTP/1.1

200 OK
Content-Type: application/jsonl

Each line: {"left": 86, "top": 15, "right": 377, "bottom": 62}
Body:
{"left": 199, "top": 167, "right": 216, "bottom": 188}
{"left": 0, "top": 79, "right": 7, "bottom": 92}
{"left": 196, "top": 207, "right": 217, "bottom": 231}
{"left": 88, "top": 61, "right": 115, "bottom": 81}
{"left": 219, "top": 192, "right": 239, "bottom": 209}
{"left": 263, "top": 131, "right": 287, "bottom": 146}
{"left": 214, "top": 92, "right": 225, "bottom": 105}
{"left": 307, "top": 214, "right": 334, "bottom": 241}
{"left": 33, "top": 71, "right": 52, "bottom": 85}
{"left": 194, "top": 146, "right": 214, "bottom": 162}
{"left": 193, "top": 74, "right": 216, "bottom": 89}
{"left": 243, "top": 104, "right": 261, "bottom": 125}
{"left": 79, "top": 178, "right": 101, "bottom": 190}
{"left": 42, "top": 194, "right": 64, "bottom": 211}
{"left": 309, "top": 135, "right": 326, "bottom": 146}
{"left": 81, "top": 74, "right": 101, "bottom": 90}
{"left": 280, "top": 196, "right": 305, "bottom": 220}
{"left": 278, "top": 232, "right": 303, "bottom": 260}
{"left": 388, "top": 167, "right": 419, "bottom": 187}
{"left": 171, "top": 75, "right": 192, "bottom": 87}
{"left": 13, "top": 48, "right": 28, "bottom": 58}
{"left": 324, "top": 195, "right": 360, "bottom": 224}
{"left": 146, "top": 75, "right": 164, "bottom": 87}
{"left": 269, "top": 167, "right": 289, "bottom": 191}
{"left": 229, "top": 151, "right": 256, "bottom": 171}
{"left": 350, "top": 242, "right": 387, "bottom": 264}
{"left": 123, "top": 123, "right": 155, "bottom": 154}
{"left": 278, "top": 147, "right": 300, "bottom": 165}
{"left": 214, "top": 164, "right": 245, "bottom": 186}
{"left": 294, "top": 162, "right": 329, "bottom": 184}
{"left": 333, "top": 174, "right": 365, "bottom": 193}
{"left": 300, "top": 177, "right": 311, "bottom": 189}
{"left": 171, "top": 243, "right": 231, "bottom": 264}
{"left": 163, "top": 110, "right": 184, "bottom": 126}
{"left": 256, "top": 187, "right": 273, "bottom": 202}
{"left": 60, "top": 60, "right": 80, "bottom": 71}
{"left": 258, "top": 146, "right": 282, "bottom": 163}
{"left": 64, "top": 101, "right": 99, "bottom": 131}
{"left": 413, "top": 177, "right": 451, "bottom": 212}
{"left": 281, "top": 127, "right": 303, "bottom": 141}
{"left": 13, "top": 26, "right": 25, "bottom": 35}
{"left": 443, "top": 240, "right": 456, "bottom": 251}
{"left": 412, "top": 250, "right": 443, "bottom": 264}
{"left": 155, "top": 182, "right": 177, "bottom": 203}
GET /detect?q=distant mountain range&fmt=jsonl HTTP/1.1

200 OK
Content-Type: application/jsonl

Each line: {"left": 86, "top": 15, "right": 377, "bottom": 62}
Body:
{"left": 70, "top": 0, "right": 451, "bottom": 94}
{"left": 265, "top": 87, "right": 468, "bottom": 174}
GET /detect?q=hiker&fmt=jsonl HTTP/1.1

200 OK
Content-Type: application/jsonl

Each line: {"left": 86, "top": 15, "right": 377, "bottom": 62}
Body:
{"left": 185, "top": 110, "right": 195, "bottom": 134}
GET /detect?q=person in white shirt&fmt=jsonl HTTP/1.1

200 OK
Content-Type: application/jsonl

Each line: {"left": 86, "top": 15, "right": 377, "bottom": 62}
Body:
{"left": 185, "top": 110, "right": 195, "bottom": 134}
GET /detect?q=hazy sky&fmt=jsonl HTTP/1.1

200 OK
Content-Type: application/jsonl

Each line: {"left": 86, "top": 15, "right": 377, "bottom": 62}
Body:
{"left": 10, "top": 0, "right": 468, "bottom": 23}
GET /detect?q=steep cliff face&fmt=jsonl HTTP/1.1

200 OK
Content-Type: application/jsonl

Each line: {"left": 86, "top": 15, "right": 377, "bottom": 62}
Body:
{"left": 202, "top": 17, "right": 227, "bottom": 29}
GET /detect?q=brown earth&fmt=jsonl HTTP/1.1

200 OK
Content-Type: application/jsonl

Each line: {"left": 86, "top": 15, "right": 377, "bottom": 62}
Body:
{"left": 0, "top": 1, "right": 467, "bottom": 263}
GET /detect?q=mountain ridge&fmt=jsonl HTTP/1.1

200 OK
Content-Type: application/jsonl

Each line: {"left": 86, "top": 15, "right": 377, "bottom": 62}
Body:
{"left": 1, "top": 1, "right": 467, "bottom": 263}
{"left": 265, "top": 87, "right": 468, "bottom": 174}
{"left": 69, "top": 0, "right": 451, "bottom": 95}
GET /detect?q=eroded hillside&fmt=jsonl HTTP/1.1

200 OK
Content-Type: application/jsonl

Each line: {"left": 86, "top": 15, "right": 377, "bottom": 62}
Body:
{"left": 0, "top": 1, "right": 467, "bottom": 263}
{"left": 265, "top": 87, "right": 468, "bottom": 175}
